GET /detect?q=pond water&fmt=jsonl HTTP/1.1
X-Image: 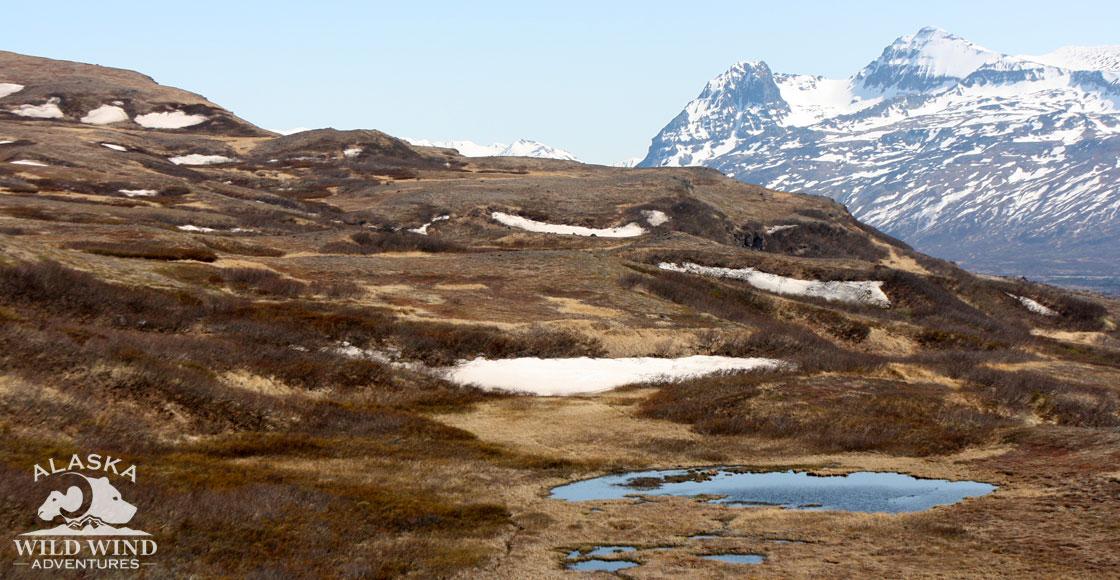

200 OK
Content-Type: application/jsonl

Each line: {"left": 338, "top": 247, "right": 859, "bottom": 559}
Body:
{"left": 550, "top": 468, "right": 996, "bottom": 514}
{"left": 702, "top": 554, "right": 766, "bottom": 564}
{"left": 580, "top": 546, "right": 637, "bottom": 557}
{"left": 566, "top": 559, "right": 639, "bottom": 572}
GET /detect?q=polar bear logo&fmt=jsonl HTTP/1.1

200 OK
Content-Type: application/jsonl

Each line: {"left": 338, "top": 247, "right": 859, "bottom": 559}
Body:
{"left": 36, "top": 473, "right": 137, "bottom": 529}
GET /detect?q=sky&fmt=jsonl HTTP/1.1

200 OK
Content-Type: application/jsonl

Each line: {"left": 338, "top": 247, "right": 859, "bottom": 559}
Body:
{"left": 3, "top": 1, "right": 1119, "bottom": 164}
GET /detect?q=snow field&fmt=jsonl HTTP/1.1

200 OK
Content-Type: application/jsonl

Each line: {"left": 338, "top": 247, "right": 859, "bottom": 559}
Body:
{"left": 408, "top": 215, "right": 449, "bottom": 235}
{"left": 642, "top": 210, "right": 671, "bottom": 226}
{"left": 444, "top": 355, "right": 788, "bottom": 396}
{"left": 1007, "top": 294, "right": 1058, "bottom": 316}
{"left": 492, "top": 211, "right": 646, "bottom": 238}
{"left": 134, "top": 111, "right": 207, "bottom": 129}
{"left": 660, "top": 262, "right": 890, "bottom": 307}
{"left": 0, "top": 83, "right": 24, "bottom": 99}
{"left": 169, "top": 154, "right": 235, "bottom": 166}
{"left": 11, "top": 100, "right": 64, "bottom": 119}
{"left": 81, "top": 105, "right": 129, "bottom": 125}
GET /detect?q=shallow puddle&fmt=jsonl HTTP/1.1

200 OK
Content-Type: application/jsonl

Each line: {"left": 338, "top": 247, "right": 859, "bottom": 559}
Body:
{"left": 566, "top": 559, "right": 639, "bottom": 572}
{"left": 581, "top": 546, "right": 637, "bottom": 557}
{"left": 551, "top": 468, "right": 996, "bottom": 513}
{"left": 701, "top": 553, "right": 766, "bottom": 564}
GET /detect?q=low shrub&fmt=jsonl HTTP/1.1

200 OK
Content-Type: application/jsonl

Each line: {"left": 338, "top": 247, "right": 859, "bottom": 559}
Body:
{"left": 321, "top": 231, "right": 464, "bottom": 254}
{"left": 71, "top": 240, "right": 217, "bottom": 262}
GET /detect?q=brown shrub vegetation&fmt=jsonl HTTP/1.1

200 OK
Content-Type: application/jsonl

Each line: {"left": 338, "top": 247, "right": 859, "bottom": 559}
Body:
{"left": 321, "top": 231, "right": 464, "bottom": 254}
{"left": 70, "top": 240, "right": 217, "bottom": 262}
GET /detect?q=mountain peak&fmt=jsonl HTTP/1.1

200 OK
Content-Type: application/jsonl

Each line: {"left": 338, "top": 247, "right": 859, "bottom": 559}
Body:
{"left": 855, "top": 27, "right": 1001, "bottom": 94}
{"left": 700, "top": 60, "right": 787, "bottom": 110}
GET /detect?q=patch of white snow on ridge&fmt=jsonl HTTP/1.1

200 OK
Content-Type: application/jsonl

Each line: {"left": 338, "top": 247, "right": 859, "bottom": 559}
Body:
{"left": 492, "top": 211, "right": 645, "bottom": 237}
{"left": 177, "top": 225, "right": 217, "bottom": 232}
{"left": 660, "top": 262, "right": 890, "bottom": 307}
{"left": 101, "top": 143, "right": 127, "bottom": 152}
{"left": 11, "top": 100, "right": 64, "bottom": 119}
{"left": 408, "top": 215, "right": 449, "bottom": 235}
{"left": 445, "top": 355, "right": 787, "bottom": 396}
{"left": 1007, "top": 294, "right": 1058, "bottom": 316}
{"left": 343, "top": 147, "right": 363, "bottom": 158}
{"left": 135, "top": 111, "right": 207, "bottom": 129}
{"left": 169, "top": 154, "right": 235, "bottom": 166}
{"left": 642, "top": 210, "right": 671, "bottom": 226}
{"left": 766, "top": 224, "right": 798, "bottom": 234}
{"left": 0, "top": 83, "right": 24, "bottom": 99}
{"left": 119, "top": 189, "right": 157, "bottom": 197}
{"left": 10, "top": 159, "right": 47, "bottom": 167}
{"left": 272, "top": 127, "right": 311, "bottom": 136}
{"left": 81, "top": 105, "right": 129, "bottom": 125}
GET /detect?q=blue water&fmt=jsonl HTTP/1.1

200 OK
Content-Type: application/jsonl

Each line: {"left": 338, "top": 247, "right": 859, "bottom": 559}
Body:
{"left": 702, "top": 554, "right": 766, "bottom": 564}
{"left": 566, "top": 559, "right": 639, "bottom": 572}
{"left": 584, "top": 546, "right": 637, "bottom": 557}
{"left": 550, "top": 468, "right": 996, "bottom": 514}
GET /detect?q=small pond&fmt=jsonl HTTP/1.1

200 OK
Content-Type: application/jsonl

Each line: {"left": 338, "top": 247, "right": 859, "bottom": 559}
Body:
{"left": 550, "top": 468, "right": 996, "bottom": 514}
{"left": 566, "top": 559, "right": 639, "bottom": 572}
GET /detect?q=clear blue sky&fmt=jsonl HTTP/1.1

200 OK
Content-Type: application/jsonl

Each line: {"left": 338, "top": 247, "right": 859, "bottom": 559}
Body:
{"left": 4, "top": 1, "right": 1118, "bottom": 163}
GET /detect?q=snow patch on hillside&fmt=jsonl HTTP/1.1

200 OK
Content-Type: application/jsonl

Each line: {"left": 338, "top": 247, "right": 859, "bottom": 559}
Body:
{"left": 0, "top": 83, "right": 24, "bottom": 99}
{"left": 660, "top": 262, "right": 890, "bottom": 307}
{"left": 101, "top": 143, "right": 127, "bottom": 152}
{"left": 81, "top": 105, "right": 129, "bottom": 125}
{"left": 9, "top": 159, "right": 47, "bottom": 166}
{"left": 408, "top": 215, "right": 449, "bottom": 235}
{"left": 11, "top": 100, "right": 64, "bottom": 119}
{"left": 492, "top": 211, "right": 645, "bottom": 237}
{"left": 135, "top": 111, "right": 207, "bottom": 129}
{"left": 642, "top": 210, "right": 671, "bottom": 226}
{"left": 1008, "top": 294, "right": 1058, "bottom": 316}
{"left": 119, "top": 189, "right": 157, "bottom": 197}
{"left": 445, "top": 355, "right": 788, "bottom": 396}
{"left": 169, "top": 154, "right": 235, "bottom": 166}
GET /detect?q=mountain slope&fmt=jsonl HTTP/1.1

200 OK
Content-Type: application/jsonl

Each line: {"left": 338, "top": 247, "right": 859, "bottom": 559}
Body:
{"left": 640, "top": 27, "right": 1120, "bottom": 293}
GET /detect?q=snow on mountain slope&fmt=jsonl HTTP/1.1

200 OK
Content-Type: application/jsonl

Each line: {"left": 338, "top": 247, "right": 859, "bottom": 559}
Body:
{"left": 405, "top": 137, "right": 580, "bottom": 161}
{"left": 640, "top": 27, "right": 1120, "bottom": 289}
{"left": 1021, "top": 46, "right": 1120, "bottom": 72}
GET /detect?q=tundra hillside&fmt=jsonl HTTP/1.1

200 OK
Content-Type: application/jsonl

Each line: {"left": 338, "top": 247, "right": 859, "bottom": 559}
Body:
{"left": 1, "top": 51, "right": 1119, "bottom": 579}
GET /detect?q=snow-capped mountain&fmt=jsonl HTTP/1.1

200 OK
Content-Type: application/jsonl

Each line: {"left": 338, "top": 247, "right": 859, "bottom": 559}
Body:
{"left": 640, "top": 27, "right": 1120, "bottom": 290}
{"left": 405, "top": 138, "right": 580, "bottom": 161}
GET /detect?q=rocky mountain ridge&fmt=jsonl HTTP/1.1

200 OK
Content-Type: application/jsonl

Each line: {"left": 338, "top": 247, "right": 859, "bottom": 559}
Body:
{"left": 639, "top": 27, "right": 1120, "bottom": 294}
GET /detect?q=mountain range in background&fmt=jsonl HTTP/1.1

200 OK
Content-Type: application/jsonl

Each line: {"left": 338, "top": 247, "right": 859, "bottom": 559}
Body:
{"left": 403, "top": 137, "right": 581, "bottom": 162}
{"left": 639, "top": 27, "right": 1120, "bottom": 295}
